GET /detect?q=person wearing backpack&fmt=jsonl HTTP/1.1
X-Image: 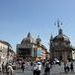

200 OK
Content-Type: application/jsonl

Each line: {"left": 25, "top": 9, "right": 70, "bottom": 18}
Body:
{"left": 44, "top": 61, "right": 51, "bottom": 75}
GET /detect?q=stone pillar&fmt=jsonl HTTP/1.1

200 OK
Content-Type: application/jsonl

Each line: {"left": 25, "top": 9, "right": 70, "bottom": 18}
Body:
{"left": 63, "top": 51, "right": 67, "bottom": 62}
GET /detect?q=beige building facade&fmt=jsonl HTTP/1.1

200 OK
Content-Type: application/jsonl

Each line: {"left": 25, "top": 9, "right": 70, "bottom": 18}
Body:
{"left": 0, "top": 40, "right": 14, "bottom": 64}
{"left": 16, "top": 32, "right": 48, "bottom": 61}
{"left": 50, "top": 28, "right": 75, "bottom": 62}
{"left": 0, "top": 41, "right": 8, "bottom": 64}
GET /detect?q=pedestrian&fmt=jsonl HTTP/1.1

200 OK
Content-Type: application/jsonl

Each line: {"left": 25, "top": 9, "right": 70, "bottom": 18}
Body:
{"left": 44, "top": 61, "right": 51, "bottom": 75}
{"left": 36, "top": 62, "right": 42, "bottom": 75}
{"left": 5, "top": 62, "right": 9, "bottom": 75}
{"left": 2, "top": 62, "right": 5, "bottom": 74}
{"left": 70, "top": 61, "right": 74, "bottom": 72}
{"left": 7, "top": 64, "right": 14, "bottom": 75}
{"left": 21, "top": 62, "right": 25, "bottom": 72}
{"left": 33, "top": 63, "right": 37, "bottom": 75}
{"left": 64, "top": 61, "right": 70, "bottom": 73}
{"left": 66, "top": 62, "right": 70, "bottom": 72}
{"left": 42, "top": 60, "right": 45, "bottom": 67}
{"left": 30, "top": 61, "right": 33, "bottom": 66}
{"left": 64, "top": 63, "right": 67, "bottom": 73}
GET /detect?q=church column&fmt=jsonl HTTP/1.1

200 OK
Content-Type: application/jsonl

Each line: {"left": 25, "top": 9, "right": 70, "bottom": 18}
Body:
{"left": 63, "top": 51, "right": 67, "bottom": 62}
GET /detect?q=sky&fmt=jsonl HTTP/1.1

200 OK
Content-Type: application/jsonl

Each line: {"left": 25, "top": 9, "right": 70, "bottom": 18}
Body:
{"left": 0, "top": 0, "right": 75, "bottom": 51}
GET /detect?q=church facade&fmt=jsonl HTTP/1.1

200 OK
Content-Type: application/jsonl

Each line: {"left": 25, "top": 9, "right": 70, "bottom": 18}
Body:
{"left": 16, "top": 33, "right": 48, "bottom": 61}
{"left": 50, "top": 28, "right": 75, "bottom": 62}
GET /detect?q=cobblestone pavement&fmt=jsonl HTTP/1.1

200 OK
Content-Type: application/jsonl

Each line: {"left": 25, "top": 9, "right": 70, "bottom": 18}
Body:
{"left": 1, "top": 70, "right": 75, "bottom": 75}
{"left": 16, "top": 70, "right": 75, "bottom": 75}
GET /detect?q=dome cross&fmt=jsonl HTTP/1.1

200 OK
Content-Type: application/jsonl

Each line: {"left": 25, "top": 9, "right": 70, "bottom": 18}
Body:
{"left": 54, "top": 18, "right": 63, "bottom": 29}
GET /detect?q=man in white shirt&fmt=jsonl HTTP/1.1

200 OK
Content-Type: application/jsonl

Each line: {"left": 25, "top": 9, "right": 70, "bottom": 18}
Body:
{"left": 36, "top": 62, "right": 42, "bottom": 75}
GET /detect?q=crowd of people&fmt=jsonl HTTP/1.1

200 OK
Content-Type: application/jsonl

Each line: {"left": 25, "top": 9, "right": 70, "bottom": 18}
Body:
{"left": 64, "top": 60, "right": 74, "bottom": 73}
{"left": 18, "top": 59, "right": 74, "bottom": 75}
{"left": 0, "top": 59, "right": 75, "bottom": 75}
{"left": 0, "top": 61, "right": 16, "bottom": 75}
{"left": 19, "top": 60, "right": 52, "bottom": 75}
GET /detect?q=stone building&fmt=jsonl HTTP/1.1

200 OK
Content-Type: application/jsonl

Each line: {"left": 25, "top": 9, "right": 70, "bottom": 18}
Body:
{"left": 0, "top": 40, "right": 14, "bottom": 64}
{"left": 16, "top": 32, "right": 48, "bottom": 61}
{"left": 50, "top": 28, "right": 75, "bottom": 62}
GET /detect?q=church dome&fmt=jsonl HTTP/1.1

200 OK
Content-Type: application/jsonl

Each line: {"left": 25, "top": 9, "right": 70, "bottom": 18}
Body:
{"left": 53, "top": 34, "right": 70, "bottom": 42}
{"left": 36, "top": 35, "right": 41, "bottom": 44}
{"left": 53, "top": 29, "right": 70, "bottom": 43}
{"left": 21, "top": 32, "right": 35, "bottom": 44}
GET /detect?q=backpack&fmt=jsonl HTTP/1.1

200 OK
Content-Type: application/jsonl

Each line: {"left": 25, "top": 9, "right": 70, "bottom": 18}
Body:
{"left": 46, "top": 63, "right": 50, "bottom": 68}
{"left": 45, "top": 63, "right": 50, "bottom": 72}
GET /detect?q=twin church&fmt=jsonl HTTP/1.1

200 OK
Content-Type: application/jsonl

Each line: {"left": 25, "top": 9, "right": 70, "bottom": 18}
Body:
{"left": 16, "top": 21, "right": 75, "bottom": 62}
